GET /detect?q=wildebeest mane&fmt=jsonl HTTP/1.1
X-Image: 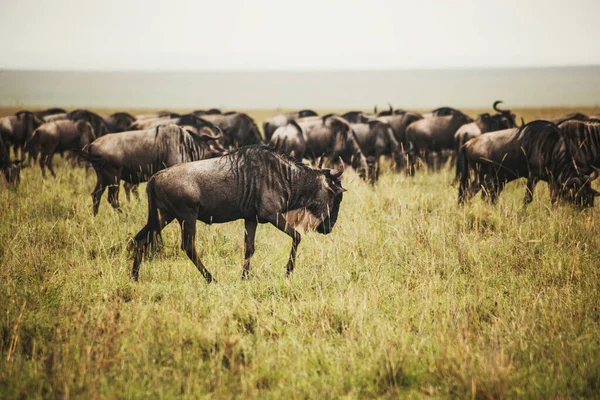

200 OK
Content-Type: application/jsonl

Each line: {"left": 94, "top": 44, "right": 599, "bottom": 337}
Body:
{"left": 559, "top": 119, "right": 600, "bottom": 172}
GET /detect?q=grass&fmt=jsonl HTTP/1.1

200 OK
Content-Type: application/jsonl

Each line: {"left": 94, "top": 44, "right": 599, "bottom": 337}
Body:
{"left": 1, "top": 107, "right": 600, "bottom": 398}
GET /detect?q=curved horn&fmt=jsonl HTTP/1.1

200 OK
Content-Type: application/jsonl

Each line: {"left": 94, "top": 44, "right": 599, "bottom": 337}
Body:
{"left": 388, "top": 103, "right": 393, "bottom": 114}
{"left": 520, "top": 117, "right": 525, "bottom": 127}
{"left": 330, "top": 158, "right": 345, "bottom": 178}
{"left": 493, "top": 101, "right": 504, "bottom": 112}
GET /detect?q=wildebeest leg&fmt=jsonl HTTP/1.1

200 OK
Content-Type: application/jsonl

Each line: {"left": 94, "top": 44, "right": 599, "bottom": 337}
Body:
{"left": 92, "top": 174, "right": 106, "bottom": 216}
{"left": 242, "top": 219, "right": 257, "bottom": 280}
{"left": 269, "top": 213, "right": 301, "bottom": 276}
{"left": 124, "top": 182, "right": 132, "bottom": 202}
{"left": 39, "top": 155, "right": 47, "bottom": 178}
{"left": 524, "top": 178, "right": 538, "bottom": 205}
{"left": 180, "top": 217, "right": 215, "bottom": 283}
{"left": 131, "top": 213, "right": 173, "bottom": 281}
{"left": 47, "top": 154, "right": 57, "bottom": 178}
{"left": 107, "top": 175, "right": 122, "bottom": 211}
{"left": 490, "top": 179, "right": 504, "bottom": 205}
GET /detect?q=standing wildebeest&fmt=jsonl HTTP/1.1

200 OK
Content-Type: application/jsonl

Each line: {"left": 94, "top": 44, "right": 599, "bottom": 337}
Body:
{"left": 454, "top": 101, "right": 517, "bottom": 151}
{"left": 270, "top": 120, "right": 306, "bottom": 161}
{"left": 130, "top": 145, "right": 346, "bottom": 282}
{"left": 0, "top": 111, "right": 44, "bottom": 159}
{"left": 351, "top": 121, "right": 403, "bottom": 182}
{"left": 26, "top": 120, "right": 96, "bottom": 178}
{"left": 82, "top": 124, "right": 223, "bottom": 215}
{"left": 263, "top": 110, "right": 318, "bottom": 141}
{"left": 457, "top": 120, "right": 599, "bottom": 206}
{"left": 104, "top": 112, "right": 136, "bottom": 133}
{"left": 406, "top": 107, "right": 473, "bottom": 174}
{"left": 198, "top": 112, "right": 263, "bottom": 148}
{"left": 293, "top": 115, "right": 369, "bottom": 179}
{"left": 454, "top": 101, "right": 518, "bottom": 180}
{"left": 520, "top": 118, "right": 600, "bottom": 204}
{"left": 67, "top": 109, "right": 109, "bottom": 138}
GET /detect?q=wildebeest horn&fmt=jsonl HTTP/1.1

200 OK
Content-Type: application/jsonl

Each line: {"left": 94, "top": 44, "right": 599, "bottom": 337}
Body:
{"left": 493, "top": 101, "right": 504, "bottom": 112}
{"left": 520, "top": 117, "right": 525, "bottom": 127}
{"left": 330, "top": 159, "right": 345, "bottom": 178}
{"left": 374, "top": 105, "right": 378, "bottom": 114}
{"left": 388, "top": 103, "right": 393, "bottom": 114}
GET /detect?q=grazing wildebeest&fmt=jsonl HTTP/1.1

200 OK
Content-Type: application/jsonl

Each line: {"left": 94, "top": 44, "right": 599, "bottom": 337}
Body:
{"left": 132, "top": 114, "right": 223, "bottom": 136}
{"left": 0, "top": 135, "right": 21, "bottom": 186}
{"left": 454, "top": 101, "right": 518, "bottom": 180}
{"left": 67, "top": 109, "right": 109, "bottom": 138}
{"left": 263, "top": 110, "right": 318, "bottom": 141}
{"left": 104, "top": 112, "right": 136, "bottom": 133}
{"left": 457, "top": 120, "right": 599, "bottom": 206}
{"left": 406, "top": 107, "right": 473, "bottom": 174}
{"left": 82, "top": 124, "right": 223, "bottom": 215}
{"left": 270, "top": 120, "right": 305, "bottom": 161}
{"left": 26, "top": 120, "right": 96, "bottom": 178}
{"left": 0, "top": 111, "right": 44, "bottom": 159}
{"left": 197, "top": 112, "right": 263, "bottom": 148}
{"left": 130, "top": 145, "right": 346, "bottom": 282}
{"left": 351, "top": 120, "right": 403, "bottom": 183}
{"left": 294, "top": 115, "right": 369, "bottom": 179}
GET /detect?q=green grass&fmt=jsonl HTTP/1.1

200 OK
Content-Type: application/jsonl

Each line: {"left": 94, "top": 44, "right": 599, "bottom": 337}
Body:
{"left": 1, "top": 108, "right": 600, "bottom": 399}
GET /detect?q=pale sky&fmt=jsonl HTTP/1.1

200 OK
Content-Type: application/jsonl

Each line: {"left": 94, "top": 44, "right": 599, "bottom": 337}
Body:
{"left": 1, "top": 0, "right": 599, "bottom": 71}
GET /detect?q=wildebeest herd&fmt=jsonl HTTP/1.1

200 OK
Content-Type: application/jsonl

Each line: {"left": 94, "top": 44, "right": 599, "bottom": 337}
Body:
{"left": 1, "top": 104, "right": 599, "bottom": 281}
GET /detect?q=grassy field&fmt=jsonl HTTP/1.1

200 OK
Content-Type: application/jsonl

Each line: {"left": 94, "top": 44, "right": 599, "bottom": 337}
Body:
{"left": 1, "top": 107, "right": 600, "bottom": 398}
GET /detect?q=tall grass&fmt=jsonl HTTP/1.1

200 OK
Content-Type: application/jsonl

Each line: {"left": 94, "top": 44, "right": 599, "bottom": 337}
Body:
{"left": 1, "top": 108, "right": 600, "bottom": 398}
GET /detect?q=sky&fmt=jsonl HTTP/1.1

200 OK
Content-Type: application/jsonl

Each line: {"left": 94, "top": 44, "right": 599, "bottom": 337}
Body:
{"left": 1, "top": 0, "right": 599, "bottom": 71}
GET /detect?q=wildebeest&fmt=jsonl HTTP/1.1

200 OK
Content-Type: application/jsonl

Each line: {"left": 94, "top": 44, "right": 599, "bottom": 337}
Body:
{"left": 195, "top": 112, "right": 263, "bottom": 148}
{"left": 26, "top": 120, "right": 96, "bottom": 178}
{"left": 263, "top": 110, "right": 318, "bottom": 141}
{"left": 0, "top": 111, "right": 44, "bottom": 159}
{"left": 67, "top": 109, "right": 109, "bottom": 138}
{"left": 81, "top": 124, "right": 223, "bottom": 215}
{"left": 454, "top": 101, "right": 518, "bottom": 180}
{"left": 104, "top": 112, "right": 136, "bottom": 133}
{"left": 291, "top": 115, "right": 369, "bottom": 179}
{"left": 406, "top": 107, "right": 473, "bottom": 174}
{"left": 457, "top": 120, "right": 599, "bottom": 206}
{"left": 351, "top": 120, "right": 403, "bottom": 182}
{"left": 131, "top": 113, "right": 223, "bottom": 136}
{"left": 270, "top": 120, "right": 306, "bottom": 161}
{"left": 518, "top": 117, "right": 600, "bottom": 203}
{"left": 130, "top": 145, "right": 346, "bottom": 282}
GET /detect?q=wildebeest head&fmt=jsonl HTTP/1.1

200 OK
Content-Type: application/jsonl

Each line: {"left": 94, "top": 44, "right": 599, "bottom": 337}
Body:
{"left": 491, "top": 101, "right": 517, "bottom": 128}
{"left": 312, "top": 165, "right": 346, "bottom": 234}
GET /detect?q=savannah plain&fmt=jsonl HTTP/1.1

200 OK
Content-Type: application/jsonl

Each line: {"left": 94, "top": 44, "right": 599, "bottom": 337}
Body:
{"left": 1, "top": 106, "right": 600, "bottom": 399}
